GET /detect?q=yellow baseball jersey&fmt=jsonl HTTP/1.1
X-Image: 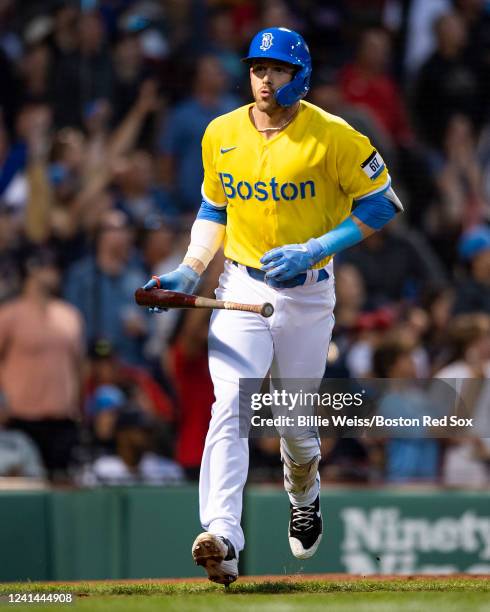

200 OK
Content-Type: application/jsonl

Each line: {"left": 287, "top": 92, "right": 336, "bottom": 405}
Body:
{"left": 201, "top": 99, "right": 390, "bottom": 269}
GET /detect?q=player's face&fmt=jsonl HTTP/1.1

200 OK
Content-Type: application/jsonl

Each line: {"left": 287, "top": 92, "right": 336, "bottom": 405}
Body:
{"left": 250, "top": 60, "right": 295, "bottom": 112}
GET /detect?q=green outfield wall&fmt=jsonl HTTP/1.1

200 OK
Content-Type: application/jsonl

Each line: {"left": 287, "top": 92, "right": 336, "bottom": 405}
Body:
{"left": 0, "top": 486, "right": 489, "bottom": 581}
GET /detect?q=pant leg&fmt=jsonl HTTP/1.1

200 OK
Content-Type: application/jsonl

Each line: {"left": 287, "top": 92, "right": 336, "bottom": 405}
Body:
{"left": 269, "top": 272, "right": 336, "bottom": 506}
{"left": 199, "top": 263, "right": 275, "bottom": 553}
{"left": 7, "top": 418, "right": 78, "bottom": 480}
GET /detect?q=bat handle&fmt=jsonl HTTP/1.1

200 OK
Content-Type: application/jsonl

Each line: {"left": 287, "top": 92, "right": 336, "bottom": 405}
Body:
{"left": 224, "top": 301, "right": 274, "bottom": 318}
{"left": 193, "top": 297, "right": 274, "bottom": 318}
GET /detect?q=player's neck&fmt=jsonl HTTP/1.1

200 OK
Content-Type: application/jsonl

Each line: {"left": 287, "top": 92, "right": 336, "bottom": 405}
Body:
{"left": 251, "top": 103, "right": 300, "bottom": 139}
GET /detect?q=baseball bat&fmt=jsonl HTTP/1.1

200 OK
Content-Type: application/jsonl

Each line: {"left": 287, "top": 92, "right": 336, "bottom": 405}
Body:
{"left": 134, "top": 288, "right": 274, "bottom": 318}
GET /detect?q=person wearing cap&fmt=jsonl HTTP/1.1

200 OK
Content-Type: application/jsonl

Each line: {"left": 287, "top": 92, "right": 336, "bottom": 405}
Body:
{"left": 64, "top": 209, "right": 150, "bottom": 366}
{"left": 79, "top": 406, "right": 184, "bottom": 487}
{"left": 158, "top": 53, "right": 240, "bottom": 216}
{"left": 143, "top": 27, "right": 404, "bottom": 584}
{"left": 454, "top": 224, "right": 490, "bottom": 315}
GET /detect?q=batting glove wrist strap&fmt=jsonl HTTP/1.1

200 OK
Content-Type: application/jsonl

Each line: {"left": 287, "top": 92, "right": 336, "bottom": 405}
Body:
{"left": 304, "top": 238, "right": 325, "bottom": 265}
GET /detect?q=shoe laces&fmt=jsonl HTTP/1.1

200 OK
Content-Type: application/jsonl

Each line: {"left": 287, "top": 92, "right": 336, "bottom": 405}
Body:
{"left": 291, "top": 503, "right": 315, "bottom": 531}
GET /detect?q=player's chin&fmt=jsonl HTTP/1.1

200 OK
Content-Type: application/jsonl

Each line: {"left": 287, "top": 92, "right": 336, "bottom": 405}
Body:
{"left": 254, "top": 97, "right": 278, "bottom": 113}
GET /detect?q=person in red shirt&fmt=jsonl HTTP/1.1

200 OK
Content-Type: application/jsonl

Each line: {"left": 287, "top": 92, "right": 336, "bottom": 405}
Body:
{"left": 166, "top": 256, "right": 224, "bottom": 480}
{"left": 339, "top": 28, "right": 413, "bottom": 147}
{"left": 169, "top": 308, "right": 214, "bottom": 481}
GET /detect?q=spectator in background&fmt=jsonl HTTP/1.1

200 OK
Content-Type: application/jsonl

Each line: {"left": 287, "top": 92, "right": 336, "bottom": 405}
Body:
{"left": 339, "top": 224, "right": 445, "bottom": 309}
{"left": 0, "top": 247, "right": 84, "bottom": 481}
{"left": 337, "top": 25, "right": 433, "bottom": 226}
{"left": 403, "top": 0, "right": 451, "bottom": 78}
{"left": 413, "top": 12, "right": 479, "bottom": 148}
{"left": 0, "top": 429, "right": 46, "bottom": 479}
{"left": 393, "top": 315, "right": 432, "bottom": 378}
{"left": 50, "top": 2, "right": 81, "bottom": 128}
{"left": 453, "top": 225, "right": 490, "bottom": 314}
{"left": 50, "top": 7, "right": 113, "bottom": 128}
{"left": 84, "top": 337, "right": 175, "bottom": 456}
{"left": 204, "top": 6, "right": 244, "bottom": 90}
{"left": 309, "top": 68, "right": 396, "bottom": 171}
{"left": 339, "top": 27, "right": 413, "bottom": 148}
{"left": 321, "top": 437, "right": 374, "bottom": 484}
{"left": 420, "top": 283, "right": 455, "bottom": 372}
{"left": 454, "top": 0, "right": 490, "bottom": 120}
{"left": 325, "top": 264, "right": 366, "bottom": 378}
{"left": 332, "top": 263, "right": 366, "bottom": 333}
{"left": 78, "top": 408, "right": 184, "bottom": 486}
{"left": 259, "top": 0, "right": 298, "bottom": 31}
{"left": 0, "top": 102, "right": 52, "bottom": 212}
{"left": 85, "top": 384, "right": 125, "bottom": 458}
{"left": 113, "top": 149, "right": 174, "bottom": 227}
{"left": 373, "top": 334, "right": 442, "bottom": 484}
{"left": 51, "top": 1, "right": 79, "bottom": 59}
{"left": 345, "top": 307, "right": 396, "bottom": 378}
{"left": 17, "top": 39, "right": 52, "bottom": 107}
{"left": 437, "top": 312, "right": 490, "bottom": 378}
{"left": 158, "top": 53, "right": 241, "bottom": 216}
{"left": 45, "top": 79, "right": 161, "bottom": 267}
{"left": 435, "top": 313, "right": 490, "bottom": 488}
{"left": 140, "top": 216, "right": 184, "bottom": 372}
{"left": 426, "top": 115, "right": 487, "bottom": 264}
{"left": 110, "top": 28, "right": 152, "bottom": 128}
{"left": 139, "top": 216, "right": 179, "bottom": 281}
{"left": 64, "top": 209, "right": 150, "bottom": 365}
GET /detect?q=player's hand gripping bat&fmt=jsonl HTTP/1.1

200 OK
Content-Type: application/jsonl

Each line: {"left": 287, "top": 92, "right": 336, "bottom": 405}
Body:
{"left": 134, "top": 288, "right": 274, "bottom": 318}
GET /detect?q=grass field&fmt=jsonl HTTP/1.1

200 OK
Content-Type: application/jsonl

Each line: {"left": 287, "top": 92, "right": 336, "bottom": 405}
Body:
{"left": 0, "top": 576, "right": 488, "bottom": 612}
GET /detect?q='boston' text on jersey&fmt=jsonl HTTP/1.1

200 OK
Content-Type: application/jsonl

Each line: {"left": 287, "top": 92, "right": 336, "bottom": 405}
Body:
{"left": 219, "top": 172, "right": 316, "bottom": 202}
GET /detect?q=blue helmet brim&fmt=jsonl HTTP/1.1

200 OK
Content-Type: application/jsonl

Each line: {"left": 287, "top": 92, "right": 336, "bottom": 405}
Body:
{"left": 241, "top": 52, "right": 303, "bottom": 67}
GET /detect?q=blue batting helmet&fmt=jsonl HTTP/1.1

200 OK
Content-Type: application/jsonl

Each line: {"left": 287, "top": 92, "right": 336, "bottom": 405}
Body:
{"left": 243, "top": 27, "right": 312, "bottom": 107}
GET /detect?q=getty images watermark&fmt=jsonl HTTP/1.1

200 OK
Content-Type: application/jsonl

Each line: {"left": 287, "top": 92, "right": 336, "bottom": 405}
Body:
{"left": 238, "top": 378, "right": 490, "bottom": 438}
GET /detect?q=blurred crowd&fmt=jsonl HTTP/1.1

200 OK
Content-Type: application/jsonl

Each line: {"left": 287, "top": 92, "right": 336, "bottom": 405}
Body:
{"left": 0, "top": 0, "right": 489, "bottom": 488}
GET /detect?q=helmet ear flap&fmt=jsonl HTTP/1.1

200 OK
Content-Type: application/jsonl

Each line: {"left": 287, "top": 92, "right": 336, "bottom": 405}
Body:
{"left": 275, "top": 64, "right": 311, "bottom": 107}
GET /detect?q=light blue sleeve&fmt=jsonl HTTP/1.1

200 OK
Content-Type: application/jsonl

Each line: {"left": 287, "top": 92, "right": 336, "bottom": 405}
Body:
{"left": 196, "top": 199, "right": 227, "bottom": 225}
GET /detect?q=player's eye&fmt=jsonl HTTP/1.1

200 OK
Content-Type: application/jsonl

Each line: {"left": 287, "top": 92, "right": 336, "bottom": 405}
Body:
{"left": 252, "top": 66, "right": 267, "bottom": 77}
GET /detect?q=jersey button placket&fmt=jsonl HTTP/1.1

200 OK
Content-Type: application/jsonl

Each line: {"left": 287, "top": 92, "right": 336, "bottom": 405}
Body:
{"left": 260, "top": 145, "right": 277, "bottom": 246}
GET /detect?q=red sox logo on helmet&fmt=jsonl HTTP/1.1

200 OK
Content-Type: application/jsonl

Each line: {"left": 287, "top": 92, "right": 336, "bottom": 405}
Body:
{"left": 259, "top": 32, "right": 274, "bottom": 51}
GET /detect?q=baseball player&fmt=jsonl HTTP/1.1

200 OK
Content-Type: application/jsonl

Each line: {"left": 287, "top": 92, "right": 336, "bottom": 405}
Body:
{"left": 144, "top": 27, "right": 403, "bottom": 585}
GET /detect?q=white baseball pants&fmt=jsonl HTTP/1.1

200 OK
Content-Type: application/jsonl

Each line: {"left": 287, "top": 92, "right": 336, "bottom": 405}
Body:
{"left": 199, "top": 259, "right": 336, "bottom": 553}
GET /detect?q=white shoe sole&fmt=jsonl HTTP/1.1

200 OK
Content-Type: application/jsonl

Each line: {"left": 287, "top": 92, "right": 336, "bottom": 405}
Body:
{"left": 191, "top": 532, "right": 238, "bottom": 585}
{"left": 289, "top": 532, "right": 323, "bottom": 559}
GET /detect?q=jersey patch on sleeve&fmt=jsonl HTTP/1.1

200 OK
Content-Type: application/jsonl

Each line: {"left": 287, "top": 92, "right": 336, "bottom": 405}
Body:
{"left": 361, "top": 150, "right": 385, "bottom": 180}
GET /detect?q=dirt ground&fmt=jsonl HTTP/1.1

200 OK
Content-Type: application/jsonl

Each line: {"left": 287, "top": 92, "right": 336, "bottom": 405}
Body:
{"left": 51, "top": 573, "right": 488, "bottom": 585}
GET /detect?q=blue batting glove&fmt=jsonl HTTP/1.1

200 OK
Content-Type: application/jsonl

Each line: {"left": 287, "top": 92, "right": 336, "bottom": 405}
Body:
{"left": 260, "top": 239, "right": 324, "bottom": 281}
{"left": 143, "top": 264, "right": 200, "bottom": 313}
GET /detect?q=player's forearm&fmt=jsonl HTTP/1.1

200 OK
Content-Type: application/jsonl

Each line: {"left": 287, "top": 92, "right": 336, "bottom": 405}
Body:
{"left": 306, "top": 187, "right": 403, "bottom": 262}
{"left": 182, "top": 218, "right": 226, "bottom": 275}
